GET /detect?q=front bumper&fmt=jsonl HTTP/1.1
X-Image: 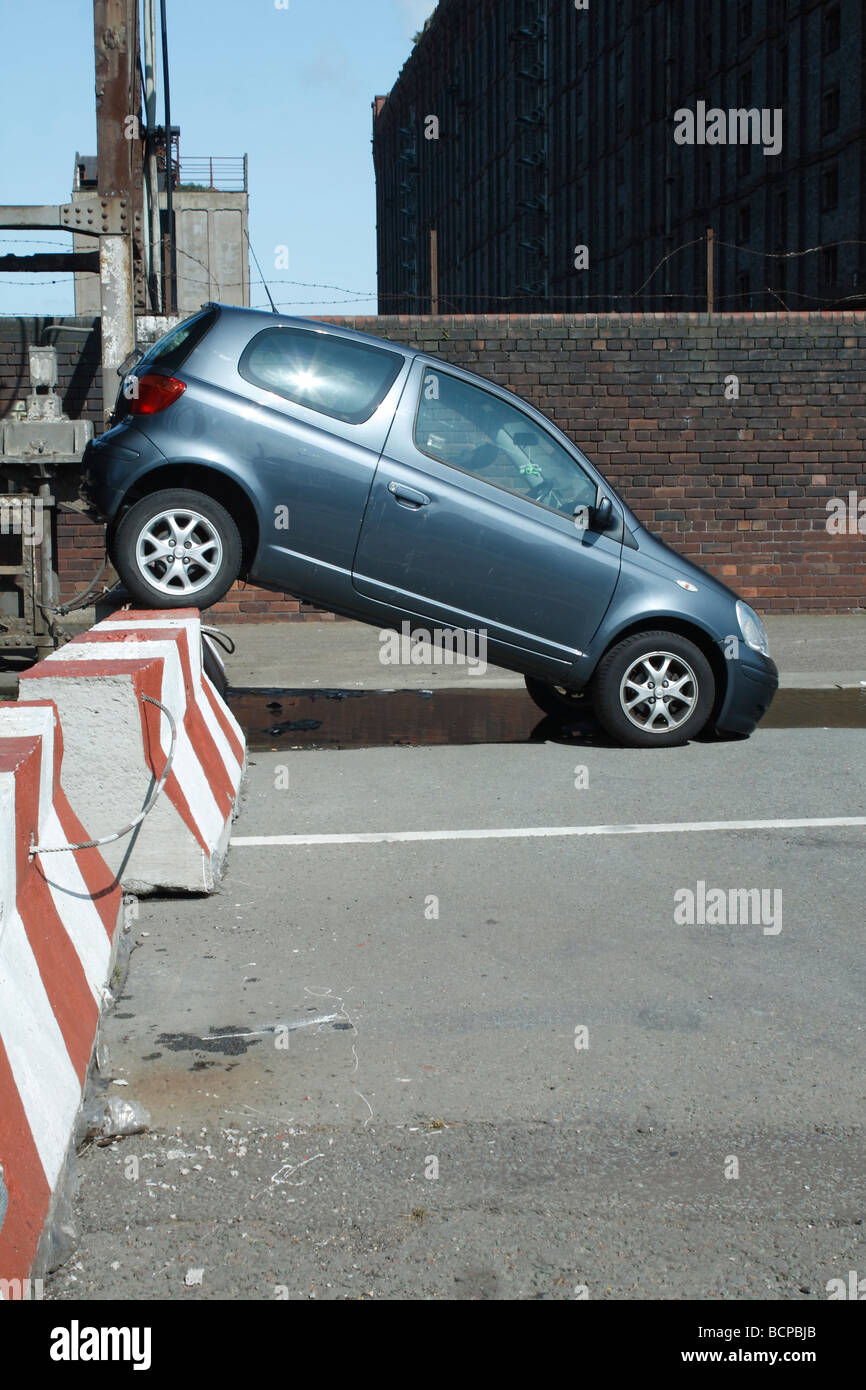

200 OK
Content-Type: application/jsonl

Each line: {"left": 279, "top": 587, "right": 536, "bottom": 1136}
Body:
{"left": 715, "top": 653, "right": 779, "bottom": 736}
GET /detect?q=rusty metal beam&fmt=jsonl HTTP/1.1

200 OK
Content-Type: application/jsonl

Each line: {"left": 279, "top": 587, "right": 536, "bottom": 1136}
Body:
{"left": 0, "top": 201, "right": 137, "bottom": 237}
{"left": 0, "top": 205, "right": 69, "bottom": 231}
{"left": 0, "top": 253, "right": 101, "bottom": 273}
{"left": 93, "top": 0, "right": 141, "bottom": 199}
{"left": 93, "top": 1, "right": 142, "bottom": 412}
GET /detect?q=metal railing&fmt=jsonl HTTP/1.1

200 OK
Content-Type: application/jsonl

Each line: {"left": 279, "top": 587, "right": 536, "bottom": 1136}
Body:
{"left": 176, "top": 156, "right": 247, "bottom": 192}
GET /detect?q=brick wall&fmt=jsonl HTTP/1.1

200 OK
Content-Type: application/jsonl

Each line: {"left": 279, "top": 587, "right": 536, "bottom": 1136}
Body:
{"left": 0, "top": 316, "right": 101, "bottom": 423}
{"left": 1, "top": 313, "right": 864, "bottom": 616}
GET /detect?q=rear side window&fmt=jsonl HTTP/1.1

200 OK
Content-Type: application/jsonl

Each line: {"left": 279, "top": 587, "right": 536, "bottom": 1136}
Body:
{"left": 139, "top": 307, "right": 218, "bottom": 373}
{"left": 238, "top": 327, "right": 403, "bottom": 424}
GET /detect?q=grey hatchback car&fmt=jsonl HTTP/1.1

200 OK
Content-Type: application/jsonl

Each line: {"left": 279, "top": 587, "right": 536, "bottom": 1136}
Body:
{"left": 81, "top": 304, "right": 778, "bottom": 748}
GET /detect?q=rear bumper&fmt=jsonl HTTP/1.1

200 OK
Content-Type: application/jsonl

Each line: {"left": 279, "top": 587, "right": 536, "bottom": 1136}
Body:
{"left": 715, "top": 654, "right": 779, "bottom": 735}
{"left": 79, "top": 425, "right": 164, "bottom": 522}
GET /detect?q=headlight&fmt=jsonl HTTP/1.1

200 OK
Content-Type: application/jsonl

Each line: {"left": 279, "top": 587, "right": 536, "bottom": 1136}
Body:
{"left": 736, "top": 600, "right": 770, "bottom": 656}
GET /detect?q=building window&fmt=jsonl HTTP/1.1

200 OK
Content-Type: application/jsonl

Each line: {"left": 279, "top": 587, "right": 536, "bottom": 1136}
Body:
{"left": 822, "top": 87, "right": 840, "bottom": 134}
{"left": 737, "top": 205, "right": 751, "bottom": 244}
{"left": 738, "top": 2, "right": 752, "bottom": 40}
{"left": 702, "top": 154, "right": 713, "bottom": 203}
{"left": 775, "top": 258, "right": 787, "bottom": 294}
{"left": 775, "top": 190, "right": 787, "bottom": 250}
{"left": 823, "top": 5, "right": 841, "bottom": 55}
{"left": 820, "top": 165, "right": 839, "bottom": 212}
{"left": 770, "top": 0, "right": 786, "bottom": 27}
{"left": 778, "top": 45, "right": 789, "bottom": 100}
{"left": 821, "top": 246, "right": 838, "bottom": 287}
{"left": 736, "top": 270, "right": 751, "bottom": 308}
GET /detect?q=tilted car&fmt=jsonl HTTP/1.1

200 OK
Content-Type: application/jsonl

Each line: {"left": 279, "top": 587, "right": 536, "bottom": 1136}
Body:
{"left": 81, "top": 304, "right": 778, "bottom": 748}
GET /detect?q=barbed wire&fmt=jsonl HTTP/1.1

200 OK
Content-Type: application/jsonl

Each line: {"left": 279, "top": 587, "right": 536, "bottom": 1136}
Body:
{"left": 2, "top": 235, "right": 865, "bottom": 310}
{"left": 714, "top": 236, "right": 866, "bottom": 260}
{"left": 0, "top": 238, "right": 76, "bottom": 249}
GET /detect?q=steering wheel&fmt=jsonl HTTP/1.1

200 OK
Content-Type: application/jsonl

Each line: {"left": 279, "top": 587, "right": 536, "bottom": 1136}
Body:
{"left": 527, "top": 477, "right": 564, "bottom": 511}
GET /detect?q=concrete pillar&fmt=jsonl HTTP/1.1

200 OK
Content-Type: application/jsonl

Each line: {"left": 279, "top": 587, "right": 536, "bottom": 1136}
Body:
{"left": 98, "top": 235, "right": 135, "bottom": 425}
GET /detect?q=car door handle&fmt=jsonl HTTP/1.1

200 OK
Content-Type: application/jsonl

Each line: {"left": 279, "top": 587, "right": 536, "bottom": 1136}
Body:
{"left": 388, "top": 481, "right": 430, "bottom": 508}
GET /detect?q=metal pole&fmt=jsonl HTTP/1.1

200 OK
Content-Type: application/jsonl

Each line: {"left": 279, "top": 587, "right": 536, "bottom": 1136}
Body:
{"left": 160, "top": 0, "right": 178, "bottom": 313}
{"left": 37, "top": 481, "right": 56, "bottom": 655}
{"left": 94, "top": 0, "right": 136, "bottom": 421}
{"left": 706, "top": 226, "right": 715, "bottom": 313}
{"left": 430, "top": 229, "right": 439, "bottom": 314}
{"left": 143, "top": 0, "right": 162, "bottom": 311}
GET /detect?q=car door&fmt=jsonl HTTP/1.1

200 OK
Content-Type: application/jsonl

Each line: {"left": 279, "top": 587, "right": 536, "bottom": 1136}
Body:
{"left": 226, "top": 324, "right": 411, "bottom": 606}
{"left": 352, "top": 359, "right": 623, "bottom": 665}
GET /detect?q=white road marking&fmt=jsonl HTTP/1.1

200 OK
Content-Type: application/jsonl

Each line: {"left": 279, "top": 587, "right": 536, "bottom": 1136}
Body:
{"left": 232, "top": 815, "right": 866, "bottom": 847}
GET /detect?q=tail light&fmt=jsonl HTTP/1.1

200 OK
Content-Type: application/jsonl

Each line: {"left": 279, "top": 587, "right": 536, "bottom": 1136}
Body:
{"left": 127, "top": 373, "right": 186, "bottom": 415}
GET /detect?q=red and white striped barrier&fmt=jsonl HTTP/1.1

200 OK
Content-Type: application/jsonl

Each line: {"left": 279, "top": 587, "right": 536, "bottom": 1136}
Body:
{"left": 18, "top": 610, "right": 245, "bottom": 893}
{"left": 0, "top": 700, "right": 123, "bottom": 1285}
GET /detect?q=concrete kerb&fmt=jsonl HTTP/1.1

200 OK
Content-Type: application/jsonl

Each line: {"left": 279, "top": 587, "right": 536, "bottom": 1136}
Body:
{"left": 17, "top": 612, "right": 247, "bottom": 894}
{"left": 0, "top": 700, "right": 124, "bottom": 1287}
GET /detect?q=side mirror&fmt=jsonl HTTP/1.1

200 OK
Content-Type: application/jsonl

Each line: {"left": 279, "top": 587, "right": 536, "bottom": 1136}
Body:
{"left": 593, "top": 495, "right": 614, "bottom": 530}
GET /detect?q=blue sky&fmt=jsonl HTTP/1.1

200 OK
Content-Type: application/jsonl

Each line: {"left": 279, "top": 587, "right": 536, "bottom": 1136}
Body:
{"left": 0, "top": 0, "right": 437, "bottom": 317}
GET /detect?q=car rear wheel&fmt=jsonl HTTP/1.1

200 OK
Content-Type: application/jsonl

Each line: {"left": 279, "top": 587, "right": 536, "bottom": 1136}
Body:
{"left": 592, "top": 631, "right": 715, "bottom": 748}
{"left": 111, "top": 489, "right": 241, "bottom": 610}
{"left": 524, "top": 675, "right": 588, "bottom": 719}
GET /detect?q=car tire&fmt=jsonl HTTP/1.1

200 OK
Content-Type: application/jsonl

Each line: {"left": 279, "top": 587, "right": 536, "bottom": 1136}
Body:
{"left": 524, "top": 675, "right": 588, "bottom": 720}
{"left": 111, "top": 489, "right": 242, "bottom": 610}
{"left": 592, "top": 630, "right": 715, "bottom": 748}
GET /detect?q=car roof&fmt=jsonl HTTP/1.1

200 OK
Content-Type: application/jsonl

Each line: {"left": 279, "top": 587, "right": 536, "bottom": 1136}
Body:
{"left": 207, "top": 303, "right": 420, "bottom": 359}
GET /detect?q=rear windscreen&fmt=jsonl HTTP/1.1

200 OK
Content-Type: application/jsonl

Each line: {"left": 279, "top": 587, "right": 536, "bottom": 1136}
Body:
{"left": 112, "top": 307, "right": 218, "bottom": 422}
{"left": 138, "top": 307, "right": 219, "bottom": 373}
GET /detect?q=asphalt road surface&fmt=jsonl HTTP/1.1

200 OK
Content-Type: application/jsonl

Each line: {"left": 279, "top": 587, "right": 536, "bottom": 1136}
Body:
{"left": 47, "top": 717, "right": 865, "bottom": 1301}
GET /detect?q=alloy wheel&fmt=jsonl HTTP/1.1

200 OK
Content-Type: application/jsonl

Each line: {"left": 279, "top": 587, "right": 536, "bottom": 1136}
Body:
{"left": 135, "top": 508, "right": 224, "bottom": 596}
{"left": 618, "top": 650, "right": 699, "bottom": 733}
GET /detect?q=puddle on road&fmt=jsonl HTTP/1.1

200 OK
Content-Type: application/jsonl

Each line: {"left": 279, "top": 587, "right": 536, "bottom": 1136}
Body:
{"left": 229, "top": 686, "right": 866, "bottom": 751}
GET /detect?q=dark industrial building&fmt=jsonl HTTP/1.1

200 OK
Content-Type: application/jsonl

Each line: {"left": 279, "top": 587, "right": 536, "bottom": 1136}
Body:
{"left": 372, "top": 0, "right": 865, "bottom": 313}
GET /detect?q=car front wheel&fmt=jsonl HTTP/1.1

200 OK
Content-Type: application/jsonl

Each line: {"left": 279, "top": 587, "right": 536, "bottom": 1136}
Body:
{"left": 111, "top": 489, "right": 242, "bottom": 609}
{"left": 592, "top": 631, "right": 715, "bottom": 748}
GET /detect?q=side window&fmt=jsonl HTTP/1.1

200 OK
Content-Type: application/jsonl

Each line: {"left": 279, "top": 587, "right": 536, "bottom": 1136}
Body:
{"left": 415, "top": 368, "right": 598, "bottom": 520}
{"left": 239, "top": 327, "right": 403, "bottom": 425}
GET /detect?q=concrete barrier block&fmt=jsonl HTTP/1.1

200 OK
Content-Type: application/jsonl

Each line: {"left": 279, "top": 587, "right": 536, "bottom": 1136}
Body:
{"left": 0, "top": 700, "right": 123, "bottom": 1285}
{"left": 18, "top": 610, "right": 246, "bottom": 893}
